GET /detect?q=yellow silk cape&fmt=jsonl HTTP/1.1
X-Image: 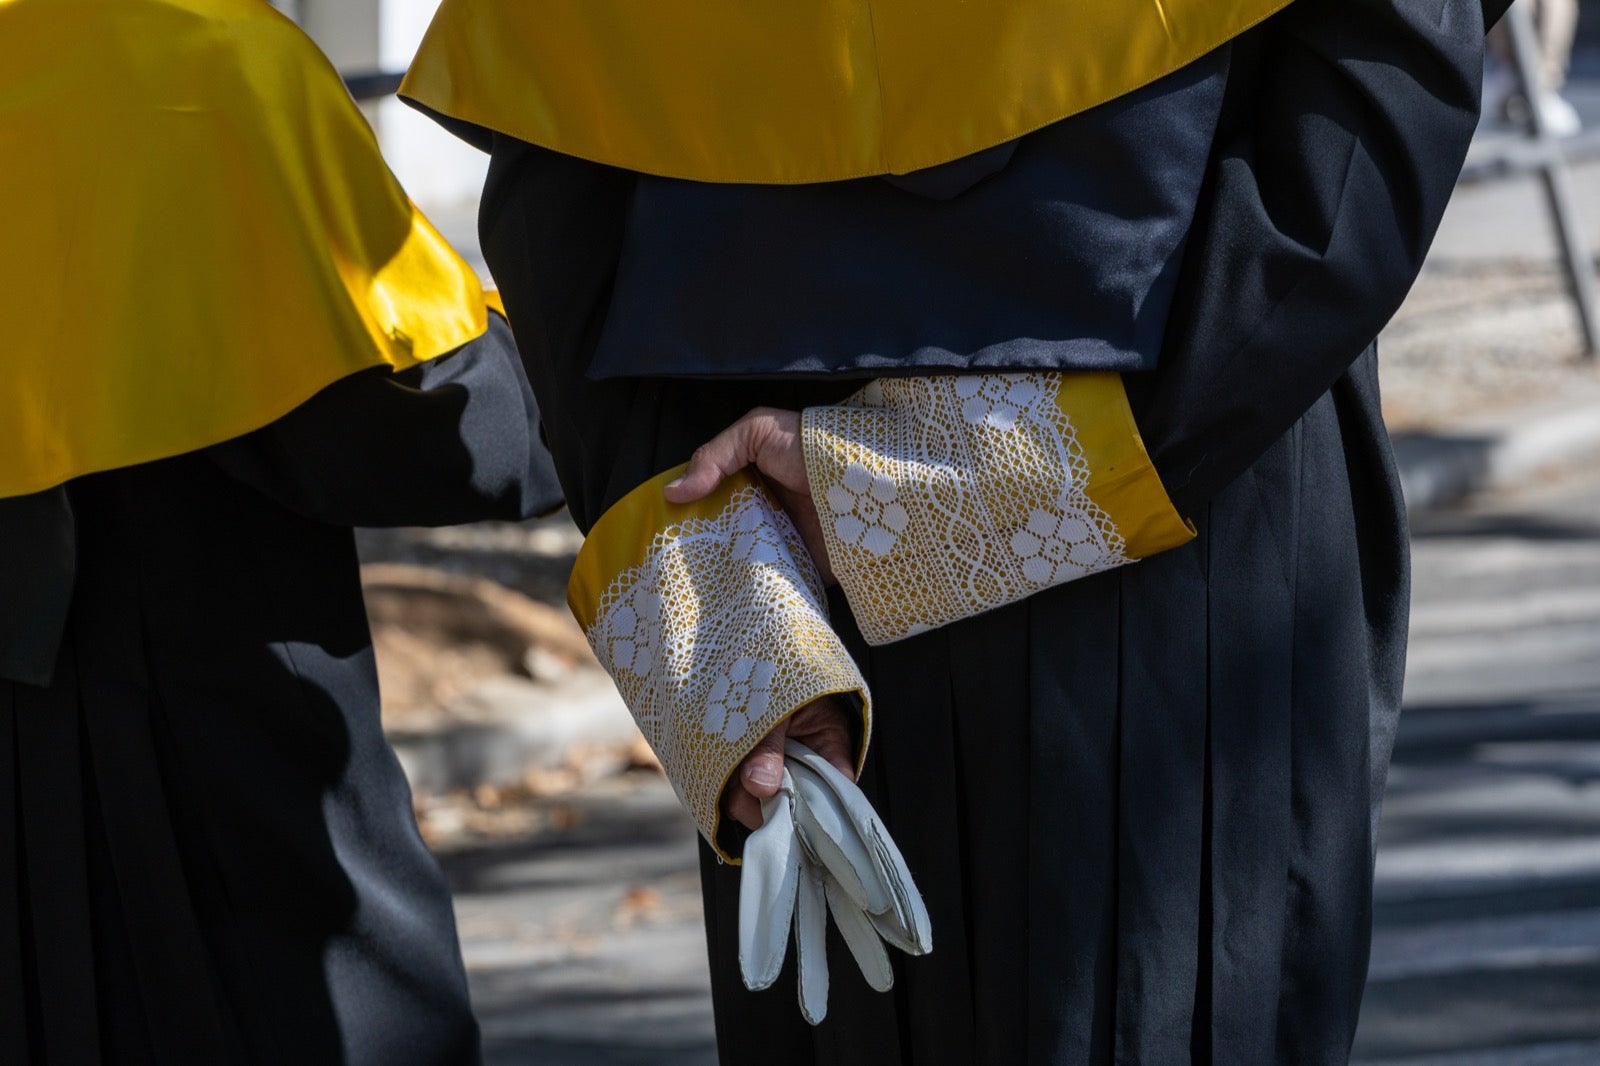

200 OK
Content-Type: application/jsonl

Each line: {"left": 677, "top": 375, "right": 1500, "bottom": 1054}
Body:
{"left": 0, "top": 0, "right": 499, "bottom": 498}
{"left": 401, "top": 0, "right": 1292, "bottom": 184}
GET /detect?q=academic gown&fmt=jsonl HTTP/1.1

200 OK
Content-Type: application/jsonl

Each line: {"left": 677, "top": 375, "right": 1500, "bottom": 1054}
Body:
{"left": 0, "top": 318, "right": 559, "bottom": 1065}
{"left": 449, "top": 0, "right": 1490, "bottom": 1060}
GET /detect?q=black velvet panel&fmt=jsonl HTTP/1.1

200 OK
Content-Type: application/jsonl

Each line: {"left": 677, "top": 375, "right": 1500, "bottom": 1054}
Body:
{"left": 585, "top": 51, "right": 1228, "bottom": 380}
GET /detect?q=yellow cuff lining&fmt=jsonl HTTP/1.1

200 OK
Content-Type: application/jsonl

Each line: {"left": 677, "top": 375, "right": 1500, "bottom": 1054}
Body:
{"left": 802, "top": 373, "right": 1195, "bottom": 646}
{"left": 1055, "top": 374, "right": 1198, "bottom": 561}
{"left": 570, "top": 465, "right": 872, "bottom": 862}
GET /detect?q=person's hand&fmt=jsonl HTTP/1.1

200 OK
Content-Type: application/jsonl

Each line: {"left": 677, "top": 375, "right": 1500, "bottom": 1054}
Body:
{"left": 665, "top": 408, "right": 834, "bottom": 584}
{"left": 723, "top": 697, "right": 855, "bottom": 831}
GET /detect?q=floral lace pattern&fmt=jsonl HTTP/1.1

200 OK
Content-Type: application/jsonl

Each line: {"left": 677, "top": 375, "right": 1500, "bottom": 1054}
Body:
{"left": 824, "top": 462, "right": 910, "bottom": 557}
{"left": 583, "top": 482, "right": 870, "bottom": 856}
{"left": 802, "top": 373, "right": 1131, "bottom": 645}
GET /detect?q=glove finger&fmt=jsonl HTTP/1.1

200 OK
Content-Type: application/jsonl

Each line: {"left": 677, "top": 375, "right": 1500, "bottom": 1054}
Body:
{"left": 739, "top": 778, "right": 801, "bottom": 991}
{"left": 785, "top": 742, "right": 895, "bottom": 893}
{"left": 867, "top": 827, "right": 933, "bottom": 955}
{"left": 787, "top": 741, "right": 932, "bottom": 955}
{"left": 790, "top": 762, "right": 884, "bottom": 913}
{"left": 795, "top": 859, "right": 830, "bottom": 1025}
{"left": 785, "top": 740, "right": 896, "bottom": 874}
{"left": 824, "top": 874, "right": 894, "bottom": 992}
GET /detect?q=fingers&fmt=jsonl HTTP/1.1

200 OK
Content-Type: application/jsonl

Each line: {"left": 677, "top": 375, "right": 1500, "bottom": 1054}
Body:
{"left": 664, "top": 409, "right": 770, "bottom": 504}
{"left": 724, "top": 695, "right": 857, "bottom": 833}
{"left": 725, "top": 789, "right": 763, "bottom": 832}
{"left": 665, "top": 436, "right": 754, "bottom": 505}
{"left": 738, "top": 784, "right": 802, "bottom": 992}
{"left": 783, "top": 699, "right": 857, "bottom": 780}
{"left": 664, "top": 408, "right": 805, "bottom": 504}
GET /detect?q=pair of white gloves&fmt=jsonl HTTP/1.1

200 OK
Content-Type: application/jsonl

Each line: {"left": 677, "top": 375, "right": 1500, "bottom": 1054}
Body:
{"left": 739, "top": 741, "right": 933, "bottom": 1025}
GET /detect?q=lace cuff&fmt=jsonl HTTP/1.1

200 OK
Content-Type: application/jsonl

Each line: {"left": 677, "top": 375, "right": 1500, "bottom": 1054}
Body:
{"left": 568, "top": 466, "right": 872, "bottom": 861}
{"left": 801, "top": 373, "right": 1195, "bottom": 646}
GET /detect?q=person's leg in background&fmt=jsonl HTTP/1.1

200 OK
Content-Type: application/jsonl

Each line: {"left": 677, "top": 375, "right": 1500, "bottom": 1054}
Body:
{"left": 1485, "top": 0, "right": 1583, "bottom": 135}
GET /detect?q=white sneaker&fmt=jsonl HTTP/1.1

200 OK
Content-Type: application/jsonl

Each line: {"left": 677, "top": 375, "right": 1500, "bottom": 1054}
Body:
{"left": 1537, "top": 91, "right": 1582, "bottom": 138}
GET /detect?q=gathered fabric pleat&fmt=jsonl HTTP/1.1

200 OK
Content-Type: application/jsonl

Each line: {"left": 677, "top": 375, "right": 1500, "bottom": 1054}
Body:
{"left": 0, "top": 563, "right": 236, "bottom": 1063}
{"left": 5, "top": 655, "right": 99, "bottom": 1065}
{"left": 0, "top": 685, "right": 25, "bottom": 1064}
{"left": 1109, "top": 502, "right": 1209, "bottom": 1063}
{"left": 1200, "top": 428, "right": 1300, "bottom": 1064}
{"left": 71, "top": 633, "right": 236, "bottom": 1063}
{"left": 1025, "top": 568, "right": 1123, "bottom": 1064}
{"left": 1, "top": 459, "right": 486, "bottom": 1066}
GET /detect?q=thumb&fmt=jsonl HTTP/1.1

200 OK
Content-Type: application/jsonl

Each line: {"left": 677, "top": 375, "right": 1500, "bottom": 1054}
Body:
{"left": 740, "top": 718, "right": 790, "bottom": 799}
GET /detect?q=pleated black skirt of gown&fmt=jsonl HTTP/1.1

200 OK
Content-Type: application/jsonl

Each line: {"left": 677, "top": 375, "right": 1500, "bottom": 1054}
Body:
{"left": 0, "top": 458, "right": 483, "bottom": 1065}
{"left": 691, "top": 353, "right": 1409, "bottom": 1065}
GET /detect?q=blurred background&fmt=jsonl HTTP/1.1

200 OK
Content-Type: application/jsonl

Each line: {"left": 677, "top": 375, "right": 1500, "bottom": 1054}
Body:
{"left": 279, "top": 2, "right": 1600, "bottom": 1062}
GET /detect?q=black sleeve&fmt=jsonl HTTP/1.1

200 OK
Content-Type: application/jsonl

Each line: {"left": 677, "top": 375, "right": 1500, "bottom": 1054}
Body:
{"left": 206, "top": 313, "right": 563, "bottom": 528}
{"left": 475, "top": 135, "right": 640, "bottom": 532}
{"left": 1135, "top": 0, "right": 1487, "bottom": 515}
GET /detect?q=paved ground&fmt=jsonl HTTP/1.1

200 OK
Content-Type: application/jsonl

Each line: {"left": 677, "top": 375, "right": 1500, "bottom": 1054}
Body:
{"left": 441, "top": 778, "right": 715, "bottom": 1065}
{"left": 1353, "top": 460, "right": 1600, "bottom": 1065}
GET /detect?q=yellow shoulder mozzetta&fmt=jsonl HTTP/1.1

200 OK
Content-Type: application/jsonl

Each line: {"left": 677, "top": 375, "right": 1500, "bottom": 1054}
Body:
{"left": 0, "top": 0, "right": 498, "bottom": 498}
{"left": 570, "top": 466, "right": 872, "bottom": 862}
{"left": 402, "top": 0, "right": 1292, "bottom": 184}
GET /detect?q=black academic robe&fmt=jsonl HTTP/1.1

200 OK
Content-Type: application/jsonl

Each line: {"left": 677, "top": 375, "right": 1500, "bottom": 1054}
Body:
{"left": 469, "top": 0, "right": 1489, "bottom": 1061}
{"left": 0, "top": 317, "right": 559, "bottom": 1065}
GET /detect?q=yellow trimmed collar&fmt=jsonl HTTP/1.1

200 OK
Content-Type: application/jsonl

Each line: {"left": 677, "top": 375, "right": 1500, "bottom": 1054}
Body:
{"left": 0, "top": 0, "right": 497, "bottom": 498}
{"left": 402, "top": 0, "right": 1292, "bottom": 184}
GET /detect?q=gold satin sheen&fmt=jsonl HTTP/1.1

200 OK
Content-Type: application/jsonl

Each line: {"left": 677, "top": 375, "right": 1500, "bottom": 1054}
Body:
{"left": 0, "top": 0, "right": 499, "bottom": 498}
{"left": 401, "top": 0, "right": 1293, "bottom": 184}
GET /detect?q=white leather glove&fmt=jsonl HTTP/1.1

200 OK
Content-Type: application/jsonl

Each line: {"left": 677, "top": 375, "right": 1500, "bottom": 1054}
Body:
{"left": 738, "top": 741, "right": 933, "bottom": 1025}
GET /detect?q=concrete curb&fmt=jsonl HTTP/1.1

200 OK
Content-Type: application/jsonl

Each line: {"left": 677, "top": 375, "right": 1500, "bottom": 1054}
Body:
{"left": 1393, "top": 393, "right": 1600, "bottom": 514}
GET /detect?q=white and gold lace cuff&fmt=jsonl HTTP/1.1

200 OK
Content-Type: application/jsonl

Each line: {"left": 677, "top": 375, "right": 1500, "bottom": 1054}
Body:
{"left": 568, "top": 466, "right": 872, "bottom": 862}
{"left": 801, "top": 372, "right": 1195, "bottom": 646}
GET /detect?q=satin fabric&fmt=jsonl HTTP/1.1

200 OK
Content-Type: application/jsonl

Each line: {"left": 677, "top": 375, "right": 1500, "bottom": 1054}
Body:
{"left": 401, "top": 0, "right": 1292, "bottom": 183}
{"left": 481, "top": 156, "right": 1413, "bottom": 1053}
{"left": 0, "top": 0, "right": 497, "bottom": 498}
